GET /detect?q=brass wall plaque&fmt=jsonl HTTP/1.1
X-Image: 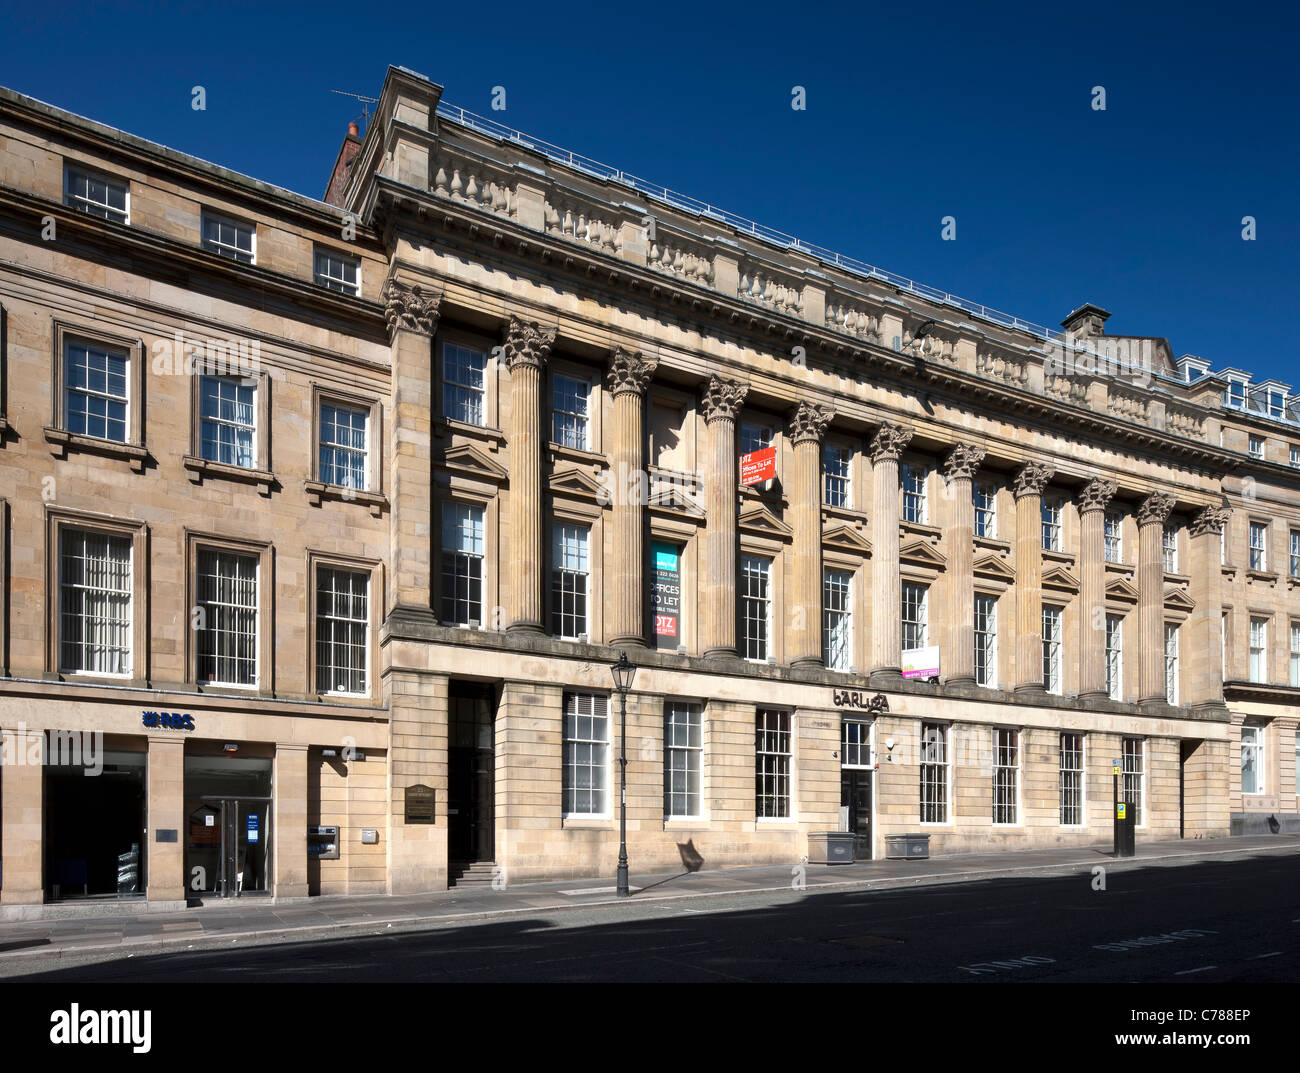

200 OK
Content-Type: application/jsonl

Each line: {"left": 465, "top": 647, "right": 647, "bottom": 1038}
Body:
{"left": 405, "top": 783, "right": 435, "bottom": 824}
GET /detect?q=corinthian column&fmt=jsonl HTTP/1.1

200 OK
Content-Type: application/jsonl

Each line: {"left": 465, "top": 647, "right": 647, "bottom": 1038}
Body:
{"left": 383, "top": 280, "right": 441, "bottom": 623}
{"left": 788, "top": 401, "right": 835, "bottom": 667}
{"left": 1013, "top": 461, "right": 1054, "bottom": 692}
{"left": 1138, "top": 490, "right": 1176, "bottom": 705}
{"left": 1077, "top": 477, "right": 1118, "bottom": 702}
{"left": 942, "top": 443, "right": 987, "bottom": 685}
{"left": 1189, "top": 505, "right": 1232, "bottom": 710}
{"left": 869, "top": 423, "right": 914, "bottom": 680}
{"left": 607, "top": 347, "right": 658, "bottom": 647}
{"left": 503, "top": 316, "right": 557, "bottom": 634}
{"left": 701, "top": 376, "right": 748, "bottom": 658}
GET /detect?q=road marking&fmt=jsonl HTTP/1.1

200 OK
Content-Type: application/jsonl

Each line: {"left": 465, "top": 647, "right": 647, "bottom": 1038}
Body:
{"left": 1173, "top": 965, "right": 1216, "bottom": 976}
{"left": 557, "top": 886, "right": 643, "bottom": 896}
{"left": 1250, "top": 951, "right": 1283, "bottom": 959}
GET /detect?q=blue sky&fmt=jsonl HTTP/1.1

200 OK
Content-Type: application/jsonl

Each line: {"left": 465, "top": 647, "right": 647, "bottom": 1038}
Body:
{"left": 3, "top": 0, "right": 1296, "bottom": 383}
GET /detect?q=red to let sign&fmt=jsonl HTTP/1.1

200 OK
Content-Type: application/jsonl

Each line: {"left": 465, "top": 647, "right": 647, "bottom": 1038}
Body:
{"left": 739, "top": 445, "right": 776, "bottom": 486}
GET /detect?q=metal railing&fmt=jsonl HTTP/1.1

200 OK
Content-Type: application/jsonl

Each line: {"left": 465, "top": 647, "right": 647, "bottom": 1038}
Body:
{"left": 435, "top": 101, "right": 1063, "bottom": 343}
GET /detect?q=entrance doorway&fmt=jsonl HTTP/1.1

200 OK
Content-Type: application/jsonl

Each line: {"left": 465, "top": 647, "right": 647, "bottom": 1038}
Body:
{"left": 45, "top": 747, "right": 146, "bottom": 901}
{"left": 839, "top": 718, "right": 874, "bottom": 860}
{"left": 184, "top": 752, "right": 273, "bottom": 898}
{"left": 448, "top": 680, "right": 496, "bottom": 864}
{"left": 1179, "top": 739, "right": 1201, "bottom": 839}
{"left": 840, "top": 770, "right": 873, "bottom": 860}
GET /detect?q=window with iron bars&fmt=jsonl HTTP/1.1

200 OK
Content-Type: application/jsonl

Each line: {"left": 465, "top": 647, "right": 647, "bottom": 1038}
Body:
{"left": 755, "top": 709, "right": 791, "bottom": 819}
{"left": 919, "top": 723, "right": 948, "bottom": 823}
{"left": 993, "top": 728, "right": 1019, "bottom": 825}
{"left": 563, "top": 692, "right": 609, "bottom": 816}
{"left": 315, "top": 567, "right": 368, "bottom": 695}
{"left": 1059, "top": 732, "right": 1085, "bottom": 826}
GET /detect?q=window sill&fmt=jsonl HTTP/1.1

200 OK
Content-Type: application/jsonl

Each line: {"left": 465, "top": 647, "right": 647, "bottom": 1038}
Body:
{"left": 435, "top": 417, "right": 505, "bottom": 449}
{"left": 548, "top": 442, "right": 606, "bottom": 467}
{"left": 44, "top": 427, "right": 149, "bottom": 473}
{"left": 304, "top": 479, "right": 388, "bottom": 517}
{"left": 183, "top": 455, "right": 274, "bottom": 496}
{"left": 1246, "top": 569, "right": 1279, "bottom": 586}
{"left": 561, "top": 816, "right": 612, "bottom": 829}
{"left": 974, "top": 536, "right": 1011, "bottom": 555}
{"left": 900, "top": 520, "right": 942, "bottom": 542}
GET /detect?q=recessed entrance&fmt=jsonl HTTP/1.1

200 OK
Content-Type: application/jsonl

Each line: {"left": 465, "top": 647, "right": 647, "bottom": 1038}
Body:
{"left": 45, "top": 746, "right": 146, "bottom": 901}
{"left": 839, "top": 719, "right": 874, "bottom": 860}
{"left": 184, "top": 753, "right": 273, "bottom": 898}
{"left": 448, "top": 680, "right": 496, "bottom": 869}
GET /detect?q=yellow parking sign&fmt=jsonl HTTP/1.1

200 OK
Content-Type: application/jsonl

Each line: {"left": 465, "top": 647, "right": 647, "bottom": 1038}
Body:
{"left": 1117, "top": 802, "right": 1127, "bottom": 819}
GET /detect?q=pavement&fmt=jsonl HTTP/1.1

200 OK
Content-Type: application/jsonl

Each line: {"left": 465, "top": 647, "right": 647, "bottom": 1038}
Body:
{"left": 1, "top": 832, "right": 1297, "bottom": 972}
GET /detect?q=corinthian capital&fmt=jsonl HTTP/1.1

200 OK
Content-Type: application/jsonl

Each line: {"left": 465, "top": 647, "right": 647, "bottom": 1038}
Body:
{"left": 789, "top": 401, "right": 835, "bottom": 445}
{"left": 383, "top": 280, "right": 441, "bottom": 338}
{"left": 700, "top": 376, "right": 749, "bottom": 424}
{"left": 1137, "top": 490, "right": 1176, "bottom": 528}
{"left": 869, "top": 423, "right": 914, "bottom": 463}
{"left": 503, "top": 316, "right": 557, "bottom": 370}
{"left": 607, "top": 347, "right": 658, "bottom": 397}
{"left": 1013, "top": 460, "right": 1055, "bottom": 498}
{"left": 1077, "top": 477, "right": 1118, "bottom": 514}
{"left": 942, "top": 443, "right": 986, "bottom": 481}
{"left": 1190, "top": 504, "right": 1232, "bottom": 538}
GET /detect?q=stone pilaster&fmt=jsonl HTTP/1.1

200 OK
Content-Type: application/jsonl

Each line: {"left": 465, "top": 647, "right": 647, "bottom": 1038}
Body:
{"left": 1188, "top": 505, "right": 1232, "bottom": 710}
{"left": 701, "top": 376, "right": 748, "bottom": 658}
{"left": 1077, "top": 478, "right": 1117, "bottom": 701}
{"left": 503, "top": 316, "right": 557, "bottom": 634}
{"left": 384, "top": 280, "right": 441, "bottom": 623}
{"left": 942, "top": 443, "right": 986, "bottom": 684}
{"left": 145, "top": 736, "right": 185, "bottom": 904}
{"left": 607, "top": 347, "right": 658, "bottom": 647}
{"left": 1013, "top": 461, "right": 1054, "bottom": 691}
{"left": 0, "top": 727, "right": 44, "bottom": 905}
{"left": 789, "top": 401, "right": 835, "bottom": 667}
{"left": 869, "top": 423, "right": 914, "bottom": 680}
{"left": 272, "top": 743, "right": 309, "bottom": 900}
{"left": 1138, "top": 491, "right": 1176, "bottom": 706}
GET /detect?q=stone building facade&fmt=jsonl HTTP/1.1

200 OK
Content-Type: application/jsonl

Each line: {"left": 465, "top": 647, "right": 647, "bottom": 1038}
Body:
{"left": 0, "top": 66, "right": 1297, "bottom": 909}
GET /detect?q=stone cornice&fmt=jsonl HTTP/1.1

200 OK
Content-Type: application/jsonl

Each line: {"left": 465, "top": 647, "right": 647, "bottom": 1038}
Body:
{"left": 1077, "top": 477, "right": 1118, "bottom": 514}
{"left": 942, "top": 443, "right": 986, "bottom": 481}
{"left": 1013, "top": 461, "right": 1054, "bottom": 498}
{"left": 606, "top": 347, "right": 658, "bottom": 397}
{"left": 789, "top": 401, "right": 835, "bottom": 445}
{"left": 368, "top": 180, "right": 1243, "bottom": 477}
{"left": 701, "top": 376, "right": 748, "bottom": 424}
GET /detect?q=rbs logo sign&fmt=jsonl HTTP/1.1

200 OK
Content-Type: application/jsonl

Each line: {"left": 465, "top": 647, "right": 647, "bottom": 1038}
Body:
{"left": 142, "top": 710, "right": 196, "bottom": 731}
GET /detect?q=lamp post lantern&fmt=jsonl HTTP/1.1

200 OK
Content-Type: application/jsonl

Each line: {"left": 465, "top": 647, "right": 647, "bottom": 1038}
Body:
{"left": 610, "top": 651, "right": 636, "bottom": 896}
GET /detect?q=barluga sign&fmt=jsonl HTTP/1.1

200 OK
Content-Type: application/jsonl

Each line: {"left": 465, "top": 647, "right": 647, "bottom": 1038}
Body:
{"left": 832, "top": 690, "right": 889, "bottom": 715}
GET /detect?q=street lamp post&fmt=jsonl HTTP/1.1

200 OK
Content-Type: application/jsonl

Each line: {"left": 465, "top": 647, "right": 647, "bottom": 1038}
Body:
{"left": 610, "top": 651, "right": 636, "bottom": 897}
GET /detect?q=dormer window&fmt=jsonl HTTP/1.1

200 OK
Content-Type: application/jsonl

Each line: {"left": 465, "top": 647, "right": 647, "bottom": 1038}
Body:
{"left": 1226, "top": 379, "right": 1246, "bottom": 408}
{"left": 1268, "top": 389, "right": 1287, "bottom": 420}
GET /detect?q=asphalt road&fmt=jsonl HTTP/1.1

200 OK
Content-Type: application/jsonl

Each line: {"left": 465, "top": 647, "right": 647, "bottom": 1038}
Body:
{"left": 11, "top": 848, "right": 1300, "bottom": 983}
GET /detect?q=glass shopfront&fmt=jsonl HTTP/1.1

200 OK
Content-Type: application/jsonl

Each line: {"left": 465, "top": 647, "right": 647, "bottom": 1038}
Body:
{"left": 184, "top": 749, "right": 272, "bottom": 898}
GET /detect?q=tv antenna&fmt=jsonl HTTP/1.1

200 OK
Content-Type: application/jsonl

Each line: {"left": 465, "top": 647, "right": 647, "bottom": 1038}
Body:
{"left": 331, "top": 89, "right": 378, "bottom": 132}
